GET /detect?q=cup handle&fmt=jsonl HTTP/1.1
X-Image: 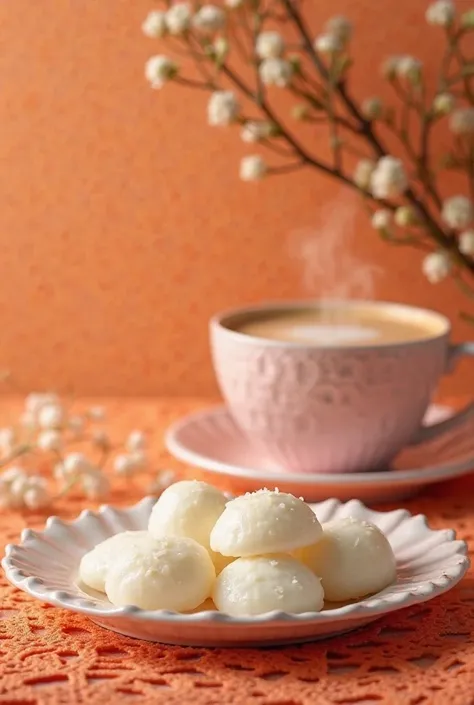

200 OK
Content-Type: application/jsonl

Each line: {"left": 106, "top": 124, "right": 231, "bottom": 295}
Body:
{"left": 410, "top": 342, "right": 474, "bottom": 445}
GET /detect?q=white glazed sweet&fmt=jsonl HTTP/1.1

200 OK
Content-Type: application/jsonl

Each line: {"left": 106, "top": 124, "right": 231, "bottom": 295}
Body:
{"left": 79, "top": 530, "right": 151, "bottom": 592}
{"left": 295, "top": 517, "right": 397, "bottom": 602}
{"left": 148, "top": 480, "right": 230, "bottom": 573}
{"left": 210, "top": 489, "right": 322, "bottom": 557}
{"left": 105, "top": 535, "right": 216, "bottom": 611}
{"left": 4, "top": 496, "right": 469, "bottom": 646}
{"left": 213, "top": 554, "right": 324, "bottom": 616}
{"left": 148, "top": 480, "right": 227, "bottom": 545}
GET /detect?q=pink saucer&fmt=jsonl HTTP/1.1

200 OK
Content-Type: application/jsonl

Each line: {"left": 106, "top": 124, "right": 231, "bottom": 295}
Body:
{"left": 165, "top": 404, "right": 474, "bottom": 503}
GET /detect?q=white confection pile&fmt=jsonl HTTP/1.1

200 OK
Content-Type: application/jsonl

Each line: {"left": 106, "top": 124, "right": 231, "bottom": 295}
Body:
{"left": 79, "top": 481, "right": 397, "bottom": 615}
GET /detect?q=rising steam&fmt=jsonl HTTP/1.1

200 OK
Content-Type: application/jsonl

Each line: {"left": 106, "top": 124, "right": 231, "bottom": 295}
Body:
{"left": 289, "top": 192, "right": 383, "bottom": 300}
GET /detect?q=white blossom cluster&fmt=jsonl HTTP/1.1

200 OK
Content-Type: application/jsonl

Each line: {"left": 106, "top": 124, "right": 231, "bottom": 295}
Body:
{"left": 449, "top": 107, "right": 474, "bottom": 135}
{"left": 313, "top": 15, "right": 352, "bottom": 56}
{"left": 354, "top": 155, "right": 408, "bottom": 201}
{"left": 422, "top": 251, "right": 452, "bottom": 284}
{"left": 54, "top": 452, "right": 110, "bottom": 500}
{"left": 208, "top": 91, "right": 239, "bottom": 126}
{"left": 426, "top": 0, "right": 455, "bottom": 27}
{"left": 145, "top": 55, "right": 177, "bottom": 90}
{"left": 382, "top": 55, "right": 423, "bottom": 85}
{"left": 0, "top": 468, "right": 50, "bottom": 510}
{"left": 370, "top": 156, "right": 408, "bottom": 199}
{"left": 142, "top": 2, "right": 195, "bottom": 89}
{"left": 0, "top": 393, "right": 175, "bottom": 512}
{"left": 142, "top": 4, "right": 312, "bottom": 181}
{"left": 433, "top": 92, "right": 455, "bottom": 116}
{"left": 240, "top": 155, "right": 267, "bottom": 181}
{"left": 442, "top": 196, "right": 474, "bottom": 230}
{"left": 143, "top": 3, "right": 232, "bottom": 89}
{"left": 371, "top": 209, "right": 392, "bottom": 231}
{"left": 380, "top": 4, "right": 473, "bottom": 137}
{"left": 240, "top": 121, "right": 273, "bottom": 143}
{"left": 422, "top": 197, "right": 474, "bottom": 284}
{"left": 352, "top": 145, "right": 474, "bottom": 284}
{"left": 362, "top": 97, "right": 383, "bottom": 121}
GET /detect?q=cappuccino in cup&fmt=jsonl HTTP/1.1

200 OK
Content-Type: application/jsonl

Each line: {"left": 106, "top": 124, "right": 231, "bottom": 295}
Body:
{"left": 232, "top": 306, "right": 439, "bottom": 347}
{"left": 211, "top": 300, "right": 474, "bottom": 474}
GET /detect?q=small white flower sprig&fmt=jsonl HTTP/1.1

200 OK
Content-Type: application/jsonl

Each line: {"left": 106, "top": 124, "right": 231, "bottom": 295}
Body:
{"left": 0, "top": 392, "right": 175, "bottom": 511}
{"left": 142, "top": 0, "right": 474, "bottom": 321}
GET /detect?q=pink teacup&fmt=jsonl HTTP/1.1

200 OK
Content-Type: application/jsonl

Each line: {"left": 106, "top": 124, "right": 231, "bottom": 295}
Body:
{"left": 210, "top": 300, "right": 474, "bottom": 474}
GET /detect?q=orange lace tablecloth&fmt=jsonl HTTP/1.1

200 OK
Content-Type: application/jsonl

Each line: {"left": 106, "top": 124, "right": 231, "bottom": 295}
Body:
{"left": 0, "top": 397, "right": 473, "bottom": 705}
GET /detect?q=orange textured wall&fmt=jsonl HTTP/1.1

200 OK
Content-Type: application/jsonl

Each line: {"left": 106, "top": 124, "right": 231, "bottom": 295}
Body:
{"left": 0, "top": 0, "right": 473, "bottom": 396}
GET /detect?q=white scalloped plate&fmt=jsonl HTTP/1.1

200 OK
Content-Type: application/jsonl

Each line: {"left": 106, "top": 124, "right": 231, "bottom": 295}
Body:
{"left": 2, "top": 497, "right": 469, "bottom": 647}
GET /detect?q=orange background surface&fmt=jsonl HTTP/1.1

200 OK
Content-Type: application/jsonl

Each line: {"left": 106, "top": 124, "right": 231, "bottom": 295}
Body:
{"left": 0, "top": 0, "right": 473, "bottom": 397}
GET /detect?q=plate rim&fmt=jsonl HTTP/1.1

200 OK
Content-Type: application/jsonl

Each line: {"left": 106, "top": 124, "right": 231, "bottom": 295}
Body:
{"left": 165, "top": 404, "right": 474, "bottom": 487}
{"left": 1, "top": 496, "right": 470, "bottom": 627}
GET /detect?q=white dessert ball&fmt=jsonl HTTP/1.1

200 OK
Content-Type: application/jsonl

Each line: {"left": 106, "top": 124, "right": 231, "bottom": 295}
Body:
{"left": 213, "top": 555, "right": 324, "bottom": 616}
{"left": 148, "top": 480, "right": 230, "bottom": 572}
{"left": 105, "top": 536, "right": 215, "bottom": 612}
{"left": 210, "top": 489, "right": 322, "bottom": 557}
{"left": 148, "top": 480, "right": 226, "bottom": 546}
{"left": 295, "top": 517, "right": 396, "bottom": 602}
{"left": 79, "top": 531, "right": 151, "bottom": 592}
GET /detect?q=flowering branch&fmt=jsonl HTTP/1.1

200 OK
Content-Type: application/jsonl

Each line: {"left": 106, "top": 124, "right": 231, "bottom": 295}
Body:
{"left": 0, "top": 390, "right": 175, "bottom": 512}
{"left": 142, "top": 0, "right": 474, "bottom": 311}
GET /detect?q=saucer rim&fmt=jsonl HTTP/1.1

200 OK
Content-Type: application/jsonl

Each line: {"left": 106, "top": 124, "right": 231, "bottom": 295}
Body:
{"left": 165, "top": 404, "right": 474, "bottom": 486}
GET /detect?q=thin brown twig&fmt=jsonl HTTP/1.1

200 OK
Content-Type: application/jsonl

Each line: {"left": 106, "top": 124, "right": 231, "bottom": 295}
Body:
{"left": 378, "top": 231, "right": 432, "bottom": 251}
{"left": 451, "top": 37, "right": 474, "bottom": 103}
{"left": 249, "top": 5, "right": 264, "bottom": 106}
{"left": 174, "top": 76, "right": 212, "bottom": 90}
{"left": 0, "top": 444, "right": 32, "bottom": 469}
{"left": 454, "top": 271, "right": 474, "bottom": 301}
{"left": 227, "top": 14, "right": 252, "bottom": 64}
{"left": 343, "top": 141, "right": 373, "bottom": 160}
{"left": 463, "top": 141, "right": 474, "bottom": 200}
{"left": 183, "top": 34, "right": 219, "bottom": 87}
{"left": 438, "top": 32, "right": 456, "bottom": 92}
{"left": 295, "top": 66, "right": 325, "bottom": 95}
{"left": 290, "top": 84, "right": 359, "bottom": 133}
{"left": 260, "top": 136, "right": 295, "bottom": 158}
{"left": 327, "top": 60, "right": 342, "bottom": 170}
{"left": 269, "top": 161, "right": 306, "bottom": 175}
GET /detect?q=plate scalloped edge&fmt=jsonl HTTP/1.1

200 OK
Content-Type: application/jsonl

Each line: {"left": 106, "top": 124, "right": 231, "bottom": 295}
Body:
{"left": 1, "top": 496, "right": 470, "bottom": 628}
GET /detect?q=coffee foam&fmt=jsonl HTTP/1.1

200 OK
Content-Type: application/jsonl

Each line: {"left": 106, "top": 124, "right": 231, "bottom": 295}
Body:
{"left": 227, "top": 304, "right": 447, "bottom": 347}
{"left": 283, "top": 324, "right": 380, "bottom": 345}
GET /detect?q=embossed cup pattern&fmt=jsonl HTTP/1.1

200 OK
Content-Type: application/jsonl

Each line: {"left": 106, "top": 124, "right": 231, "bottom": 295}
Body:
{"left": 211, "top": 316, "right": 448, "bottom": 475}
